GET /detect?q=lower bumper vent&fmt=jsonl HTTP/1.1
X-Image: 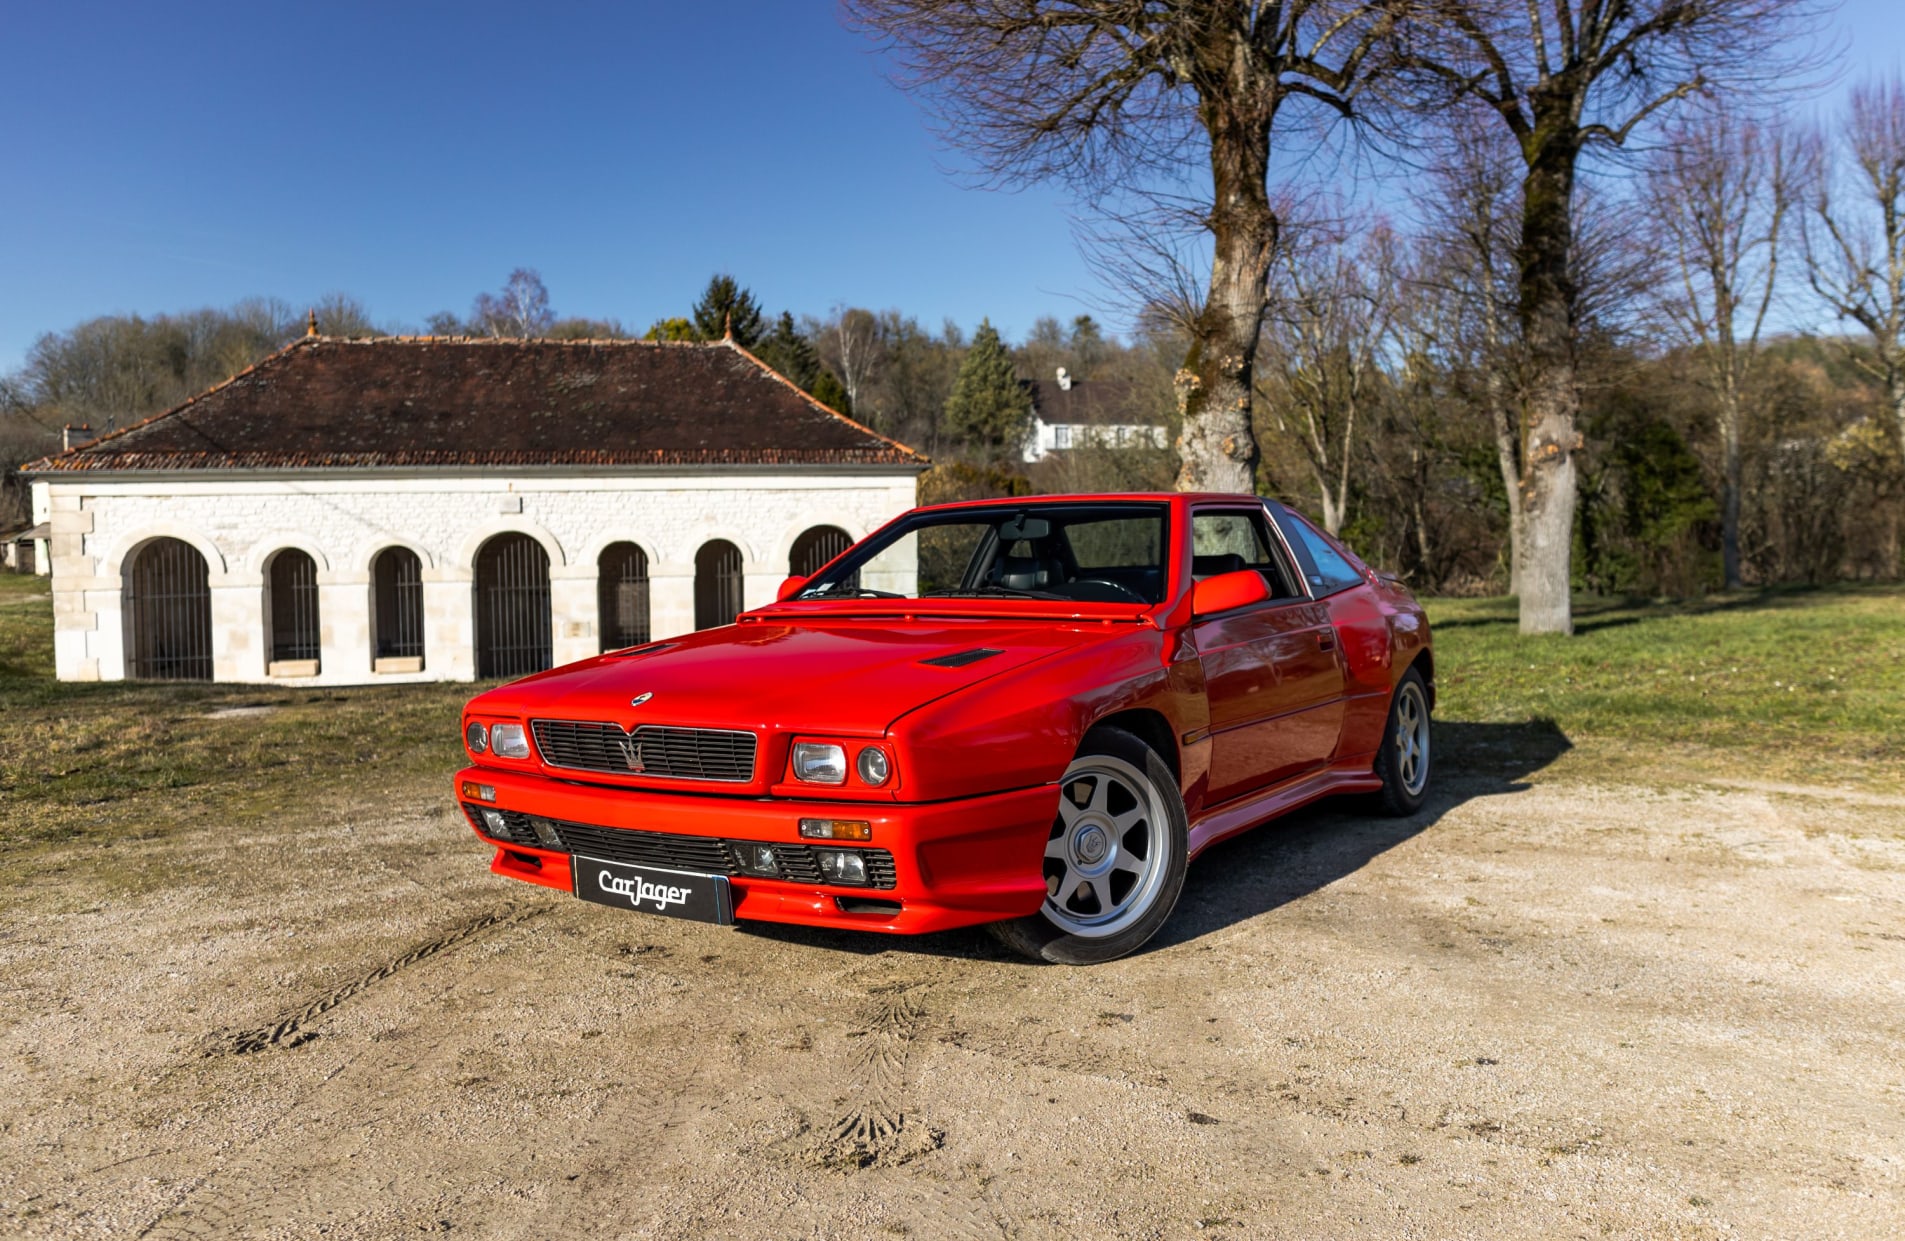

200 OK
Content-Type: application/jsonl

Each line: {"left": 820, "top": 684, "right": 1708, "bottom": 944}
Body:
{"left": 464, "top": 804, "right": 897, "bottom": 890}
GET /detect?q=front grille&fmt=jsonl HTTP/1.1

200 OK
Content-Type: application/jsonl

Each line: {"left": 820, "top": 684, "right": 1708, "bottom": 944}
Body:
{"left": 530, "top": 720, "right": 757, "bottom": 782}
{"left": 464, "top": 805, "right": 897, "bottom": 890}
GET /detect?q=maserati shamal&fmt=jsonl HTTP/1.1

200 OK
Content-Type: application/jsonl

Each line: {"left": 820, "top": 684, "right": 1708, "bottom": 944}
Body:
{"left": 456, "top": 493, "right": 1433, "bottom": 963}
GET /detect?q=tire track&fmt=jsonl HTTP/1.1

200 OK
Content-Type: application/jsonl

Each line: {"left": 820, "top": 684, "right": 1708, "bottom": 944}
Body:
{"left": 807, "top": 982, "right": 942, "bottom": 1169}
{"left": 206, "top": 904, "right": 532, "bottom": 1056}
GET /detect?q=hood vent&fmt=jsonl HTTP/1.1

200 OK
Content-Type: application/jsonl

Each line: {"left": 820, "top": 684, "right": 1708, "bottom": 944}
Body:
{"left": 919, "top": 647, "right": 1004, "bottom": 668}
{"left": 607, "top": 641, "right": 676, "bottom": 659}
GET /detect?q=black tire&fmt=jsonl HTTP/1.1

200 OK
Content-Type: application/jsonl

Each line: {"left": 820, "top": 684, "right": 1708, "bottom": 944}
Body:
{"left": 987, "top": 726, "right": 1189, "bottom": 965}
{"left": 1374, "top": 666, "right": 1432, "bottom": 817}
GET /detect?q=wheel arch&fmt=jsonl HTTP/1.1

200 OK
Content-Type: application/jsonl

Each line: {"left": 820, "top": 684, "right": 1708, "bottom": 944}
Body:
{"left": 1086, "top": 707, "right": 1180, "bottom": 783}
{"left": 1408, "top": 648, "right": 1436, "bottom": 710}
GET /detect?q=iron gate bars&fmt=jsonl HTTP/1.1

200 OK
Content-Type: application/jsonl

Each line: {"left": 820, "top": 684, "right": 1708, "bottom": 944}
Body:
{"left": 373, "top": 546, "right": 425, "bottom": 661}
{"left": 475, "top": 533, "right": 552, "bottom": 679}
{"left": 268, "top": 549, "right": 321, "bottom": 666}
{"left": 597, "top": 541, "right": 650, "bottom": 652}
{"left": 790, "top": 525, "right": 852, "bottom": 577}
{"left": 124, "top": 537, "right": 213, "bottom": 681}
{"left": 694, "top": 539, "right": 744, "bottom": 630}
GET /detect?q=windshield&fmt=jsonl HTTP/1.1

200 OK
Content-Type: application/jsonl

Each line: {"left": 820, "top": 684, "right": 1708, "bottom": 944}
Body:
{"left": 796, "top": 502, "right": 1171, "bottom": 605}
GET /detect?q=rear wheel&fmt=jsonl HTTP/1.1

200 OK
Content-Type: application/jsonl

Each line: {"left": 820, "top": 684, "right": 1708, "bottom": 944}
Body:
{"left": 988, "top": 727, "right": 1188, "bottom": 965}
{"left": 1374, "top": 667, "right": 1432, "bottom": 816}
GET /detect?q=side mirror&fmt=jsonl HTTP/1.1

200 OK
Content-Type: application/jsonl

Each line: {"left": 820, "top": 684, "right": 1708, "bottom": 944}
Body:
{"left": 1192, "top": 568, "right": 1270, "bottom": 617}
{"left": 776, "top": 574, "right": 809, "bottom": 602}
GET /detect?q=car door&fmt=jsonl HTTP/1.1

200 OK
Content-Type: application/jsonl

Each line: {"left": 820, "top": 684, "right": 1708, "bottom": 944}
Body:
{"left": 1190, "top": 506, "right": 1346, "bottom": 806}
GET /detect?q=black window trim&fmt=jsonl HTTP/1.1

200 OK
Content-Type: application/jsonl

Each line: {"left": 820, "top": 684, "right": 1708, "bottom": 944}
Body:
{"left": 1189, "top": 502, "right": 1309, "bottom": 604}
{"left": 1264, "top": 499, "right": 1364, "bottom": 599}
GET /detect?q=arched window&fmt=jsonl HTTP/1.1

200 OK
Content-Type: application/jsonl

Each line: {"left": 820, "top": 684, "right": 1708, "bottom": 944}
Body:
{"left": 266, "top": 549, "right": 321, "bottom": 673}
{"left": 475, "top": 533, "right": 552, "bottom": 679}
{"left": 124, "top": 537, "right": 213, "bottom": 681}
{"left": 790, "top": 525, "right": 854, "bottom": 578}
{"left": 598, "top": 542, "right": 650, "bottom": 652}
{"left": 694, "top": 539, "right": 744, "bottom": 630}
{"left": 372, "top": 547, "right": 425, "bottom": 670}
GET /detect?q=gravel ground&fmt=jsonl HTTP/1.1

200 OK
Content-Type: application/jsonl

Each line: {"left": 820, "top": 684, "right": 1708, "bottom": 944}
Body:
{"left": 1, "top": 765, "right": 1901, "bottom": 1239}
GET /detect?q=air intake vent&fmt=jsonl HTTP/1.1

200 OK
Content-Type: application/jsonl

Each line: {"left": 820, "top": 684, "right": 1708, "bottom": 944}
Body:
{"left": 607, "top": 641, "right": 676, "bottom": 658}
{"left": 920, "top": 647, "right": 1003, "bottom": 668}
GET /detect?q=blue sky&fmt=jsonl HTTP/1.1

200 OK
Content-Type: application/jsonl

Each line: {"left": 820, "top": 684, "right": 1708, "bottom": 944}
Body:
{"left": 2, "top": 0, "right": 1900, "bottom": 374}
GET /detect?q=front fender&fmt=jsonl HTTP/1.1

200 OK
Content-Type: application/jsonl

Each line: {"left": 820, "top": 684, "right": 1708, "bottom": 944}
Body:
{"left": 888, "top": 626, "right": 1200, "bottom": 803}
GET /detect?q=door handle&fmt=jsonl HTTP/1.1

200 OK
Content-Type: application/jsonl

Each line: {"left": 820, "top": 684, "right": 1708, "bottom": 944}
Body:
{"left": 1316, "top": 630, "right": 1336, "bottom": 652}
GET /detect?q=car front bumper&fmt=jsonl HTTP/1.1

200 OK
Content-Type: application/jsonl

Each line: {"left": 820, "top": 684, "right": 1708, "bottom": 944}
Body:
{"left": 454, "top": 766, "right": 1059, "bottom": 935}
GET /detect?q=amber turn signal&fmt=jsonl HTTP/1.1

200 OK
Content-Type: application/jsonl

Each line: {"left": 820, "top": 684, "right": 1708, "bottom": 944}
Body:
{"left": 461, "top": 781, "right": 496, "bottom": 802}
{"left": 798, "top": 818, "right": 872, "bottom": 842}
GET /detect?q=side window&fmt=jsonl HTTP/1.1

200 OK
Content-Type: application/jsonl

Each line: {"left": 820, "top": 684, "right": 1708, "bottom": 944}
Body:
{"left": 1190, "top": 510, "right": 1298, "bottom": 598}
{"left": 1279, "top": 510, "right": 1366, "bottom": 596}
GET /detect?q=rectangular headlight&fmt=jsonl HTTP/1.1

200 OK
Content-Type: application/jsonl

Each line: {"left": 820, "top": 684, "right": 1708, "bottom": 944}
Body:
{"left": 791, "top": 742, "right": 847, "bottom": 784}
{"left": 815, "top": 848, "right": 869, "bottom": 885}
{"left": 490, "top": 722, "right": 531, "bottom": 759}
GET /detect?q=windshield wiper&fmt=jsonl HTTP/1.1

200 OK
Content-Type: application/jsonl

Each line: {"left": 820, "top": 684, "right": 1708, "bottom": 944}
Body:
{"left": 922, "top": 584, "right": 1067, "bottom": 601}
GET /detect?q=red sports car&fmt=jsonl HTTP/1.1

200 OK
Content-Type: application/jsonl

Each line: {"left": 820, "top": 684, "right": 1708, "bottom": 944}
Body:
{"left": 456, "top": 493, "right": 1432, "bottom": 963}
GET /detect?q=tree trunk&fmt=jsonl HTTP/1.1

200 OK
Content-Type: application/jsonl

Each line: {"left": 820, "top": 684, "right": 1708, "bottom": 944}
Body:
{"left": 1720, "top": 375, "right": 1744, "bottom": 590}
{"left": 1514, "top": 128, "right": 1580, "bottom": 635}
{"left": 1486, "top": 368, "right": 1525, "bottom": 596}
{"left": 1176, "top": 80, "right": 1273, "bottom": 495}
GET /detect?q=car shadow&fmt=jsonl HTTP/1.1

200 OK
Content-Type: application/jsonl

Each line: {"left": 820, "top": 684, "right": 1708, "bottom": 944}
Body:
{"left": 738, "top": 718, "right": 1573, "bottom": 964}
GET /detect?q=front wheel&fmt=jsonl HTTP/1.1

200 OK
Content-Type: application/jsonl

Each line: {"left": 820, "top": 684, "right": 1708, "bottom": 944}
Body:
{"left": 1374, "top": 666, "right": 1432, "bottom": 816}
{"left": 988, "top": 727, "right": 1188, "bottom": 965}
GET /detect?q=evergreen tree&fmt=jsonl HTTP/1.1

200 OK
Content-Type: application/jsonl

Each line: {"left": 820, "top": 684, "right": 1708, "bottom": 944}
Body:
{"left": 752, "top": 311, "right": 821, "bottom": 389}
{"left": 690, "top": 274, "right": 764, "bottom": 346}
{"left": 811, "top": 368, "right": 853, "bottom": 417}
{"left": 944, "top": 318, "right": 1030, "bottom": 462}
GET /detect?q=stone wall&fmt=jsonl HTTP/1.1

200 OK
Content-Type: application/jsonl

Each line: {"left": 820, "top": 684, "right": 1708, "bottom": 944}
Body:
{"left": 45, "top": 470, "right": 919, "bottom": 684}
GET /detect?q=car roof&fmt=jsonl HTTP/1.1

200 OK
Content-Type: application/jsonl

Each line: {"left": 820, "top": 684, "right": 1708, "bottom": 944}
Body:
{"left": 908, "top": 491, "right": 1261, "bottom": 515}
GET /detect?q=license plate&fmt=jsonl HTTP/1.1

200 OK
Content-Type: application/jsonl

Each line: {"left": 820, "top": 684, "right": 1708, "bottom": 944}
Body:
{"left": 572, "top": 856, "right": 734, "bottom": 925}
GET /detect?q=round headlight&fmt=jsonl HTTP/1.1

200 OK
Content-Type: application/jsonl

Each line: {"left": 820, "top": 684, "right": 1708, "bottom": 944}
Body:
{"left": 856, "top": 746, "right": 890, "bottom": 786}
{"left": 465, "top": 721, "right": 489, "bottom": 754}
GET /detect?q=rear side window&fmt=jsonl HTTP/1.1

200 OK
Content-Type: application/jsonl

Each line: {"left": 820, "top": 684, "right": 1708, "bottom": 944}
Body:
{"left": 1277, "top": 510, "right": 1366, "bottom": 596}
{"left": 1190, "top": 509, "right": 1300, "bottom": 598}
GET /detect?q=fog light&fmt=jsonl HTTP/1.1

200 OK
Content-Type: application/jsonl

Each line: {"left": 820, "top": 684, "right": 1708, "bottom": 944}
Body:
{"left": 479, "top": 807, "right": 509, "bottom": 837}
{"left": 465, "top": 721, "right": 488, "bottom": 753}
{"left": 461, "top": 781, "right": 496, "bottom": 802}
{"left": 491, "top": 722, "right": 531, "bottom": 759}
{"left": 527, "top": 816, "right": 564, "bottom": 849}
{"left": 856, "top": 747, "right": 890, "bottom": 786}
{"left": 731, "top": 842, "right": 782, "bottom": 876}
{"left": 815, "top": 848, "right": 869, "bottom": 885}
{"left": 792, "top": 742, "right": 847, "bottom": 784}
{"left": 799, "top": 818, "right": 872, "bottom": 842}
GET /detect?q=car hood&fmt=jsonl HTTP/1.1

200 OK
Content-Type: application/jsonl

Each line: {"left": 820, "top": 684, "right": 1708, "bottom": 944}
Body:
{"left": 474, "top": 617, "right": 1135, "bottom": 735}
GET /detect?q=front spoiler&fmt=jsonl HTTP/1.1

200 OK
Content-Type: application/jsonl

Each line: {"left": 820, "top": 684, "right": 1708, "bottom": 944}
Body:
{"left": 455, "top": 766, "right": 1059, "bottom": 935}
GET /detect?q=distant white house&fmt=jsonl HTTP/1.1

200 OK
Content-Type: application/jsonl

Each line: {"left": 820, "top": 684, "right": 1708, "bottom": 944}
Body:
{"left": 1022, "top": 367, "right": 1169, "bottom": 463}
{"left": 2, "top": 521, "right": 49, "bottom": 575}
{"left": 24, "top": 335, "right": 926, "bottom": 686}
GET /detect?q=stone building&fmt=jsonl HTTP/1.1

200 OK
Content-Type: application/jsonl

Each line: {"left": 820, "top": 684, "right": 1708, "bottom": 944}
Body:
{"left": 23, "top": 335, "right": 926, "bottom": 685}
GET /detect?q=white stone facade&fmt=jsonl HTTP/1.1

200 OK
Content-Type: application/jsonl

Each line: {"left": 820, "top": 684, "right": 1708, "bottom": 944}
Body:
{"left": 45, "top": 468, "right": 919, "bottom": 685}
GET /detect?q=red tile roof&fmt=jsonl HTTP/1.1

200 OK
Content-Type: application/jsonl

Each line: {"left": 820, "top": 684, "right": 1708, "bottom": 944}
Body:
{"left": 24, "top": 336, "right": 927, "bottom": 473}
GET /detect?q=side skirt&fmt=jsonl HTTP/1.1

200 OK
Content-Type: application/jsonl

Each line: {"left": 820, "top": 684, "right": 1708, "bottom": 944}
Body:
{"left": 1185, "top": 760, "right": 1382, "bottom": 861}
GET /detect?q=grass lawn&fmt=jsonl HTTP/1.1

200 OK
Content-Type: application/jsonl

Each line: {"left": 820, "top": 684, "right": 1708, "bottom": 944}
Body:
{"left": 2, "top": 572, "right": 1900, "bottom": 878}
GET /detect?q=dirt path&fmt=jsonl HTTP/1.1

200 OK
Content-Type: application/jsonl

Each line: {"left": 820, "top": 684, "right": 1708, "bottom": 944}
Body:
{"left": 1, "top": 770, "right": 1900, "bottom": 1238}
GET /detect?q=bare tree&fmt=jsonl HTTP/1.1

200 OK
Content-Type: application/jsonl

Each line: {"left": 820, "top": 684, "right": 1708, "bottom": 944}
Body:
{"left": 1258, "top": 211, "right": 1402, "bottom": 534}
{"left": 846, "top": 0, "right": 1402, "bottom": 495}
{"left": 472, "top": 269, "right": 555, "bottom": 338}
{"left": 1394, "top": 0, "right": 1821, "bottom": 633}
{"left": 1647, "top": 109, "right": 1795, "bottom": 590}
{"left": 1409, "top": 129, "right": 1527, "bottom": 591}
{"left": 806, "top": 307, "right": 886, "bottom": 424}
{"left": 1803, "top": 76, "right": 1905, "bottom": 452}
